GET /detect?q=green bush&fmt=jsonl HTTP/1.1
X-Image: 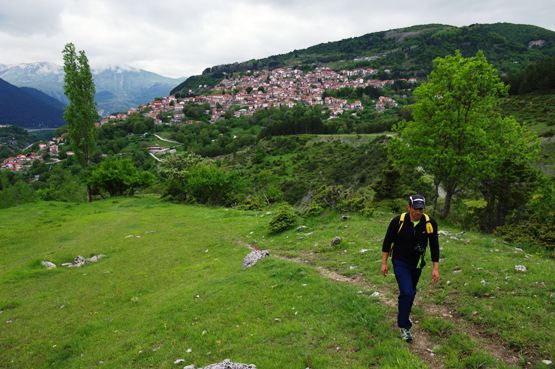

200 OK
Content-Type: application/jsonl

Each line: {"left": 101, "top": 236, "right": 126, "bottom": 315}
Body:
{"left": 312, "top": 185, "right": 349, "bottom": 209}
{"left": 37, "top": 166, "right": 87, "bottom": 202}
{"left": 182, "top": 164, "right": 244, "bottom": 206}
{"left": 87, "top": 156, "right": 155, "bottom": 197}
{"left": 340, "top": 186, "right": 375, "bottom": 212}
{"left": 496, "top": 178, "right": 555, "bottom": 254}
{"left": 237, "top": 194, "right": 268, "bottom": 210}
{"left": 269, "top": 204, "right": 299, "bottom": 234}
{"left": 0, "top": 180, "right": 37, "bottom": 208}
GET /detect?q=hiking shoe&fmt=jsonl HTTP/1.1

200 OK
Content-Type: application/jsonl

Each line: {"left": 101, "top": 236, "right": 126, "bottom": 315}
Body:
{"left": 400, "top": 328, "right": 413, "bottom": 342}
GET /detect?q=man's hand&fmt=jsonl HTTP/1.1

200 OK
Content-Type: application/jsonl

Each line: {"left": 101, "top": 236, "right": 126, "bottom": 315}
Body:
{"left": 381, "top": 252, "right": 389, "bottom": 277}
{"left": 381, "top": 263, "right": 388, "bottom": 277}
{"left": 432, "top": 262, "right": 440, "bottom": 283}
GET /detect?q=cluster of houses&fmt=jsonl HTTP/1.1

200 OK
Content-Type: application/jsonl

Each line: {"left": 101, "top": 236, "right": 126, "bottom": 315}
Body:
{"left": 99, "top": 66, "right": 416, "bottom": 126}
{"left": 2, "top": 66, "right": 416, "bottom": 173}
{"left": 1, "top": 138, "right": 69, "bottom": 172}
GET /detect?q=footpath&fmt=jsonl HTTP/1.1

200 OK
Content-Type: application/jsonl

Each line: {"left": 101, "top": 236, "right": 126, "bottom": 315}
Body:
{"left": 240, "top": 242, "right": 525, "bottom": 369}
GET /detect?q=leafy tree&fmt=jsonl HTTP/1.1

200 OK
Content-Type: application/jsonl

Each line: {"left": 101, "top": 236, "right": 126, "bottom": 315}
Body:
{"left": 473, "top": 116, "right": 540, "bottom": 231}
{"left": 390, "top": 51, "right": 510, "bottom": 218}
{"left": 62, "top": 43, "right": 98, "bottom": 201}
{"left": 87, "top": 156, "right": 155, "bottom": 197}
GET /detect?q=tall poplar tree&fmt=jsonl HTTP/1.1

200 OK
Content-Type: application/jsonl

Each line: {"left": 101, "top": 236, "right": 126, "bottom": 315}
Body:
{"left": 62, "top": 43, "right": 98, "bottom": 201}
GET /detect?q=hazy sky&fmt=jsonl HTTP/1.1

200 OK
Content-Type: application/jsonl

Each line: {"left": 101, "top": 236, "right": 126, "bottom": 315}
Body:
{"left": 0, "top": 0, "right": 553, "bottom": 77}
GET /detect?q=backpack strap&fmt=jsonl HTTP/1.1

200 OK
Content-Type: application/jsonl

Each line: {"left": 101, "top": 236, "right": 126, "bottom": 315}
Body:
{"left": 397, "top": 212, "right": 407, "bottom": 234}
{"left": 423, "top": 213, "right": 433, "bottom": 234}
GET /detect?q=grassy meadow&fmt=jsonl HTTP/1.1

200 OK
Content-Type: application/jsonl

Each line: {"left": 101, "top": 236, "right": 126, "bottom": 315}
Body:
{"left": 1, "top": 196, "right": 554, "bottom": 369}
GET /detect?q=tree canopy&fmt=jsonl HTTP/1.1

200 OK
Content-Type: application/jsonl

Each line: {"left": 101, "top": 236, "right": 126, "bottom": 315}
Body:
{"left": 391, "top": 50, "right": 539, "bottom": 221}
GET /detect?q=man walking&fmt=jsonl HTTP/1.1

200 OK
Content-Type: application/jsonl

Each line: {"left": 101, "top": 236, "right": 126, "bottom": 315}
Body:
{"left": 381, "top": 194, "right": 440, "bottom": 342}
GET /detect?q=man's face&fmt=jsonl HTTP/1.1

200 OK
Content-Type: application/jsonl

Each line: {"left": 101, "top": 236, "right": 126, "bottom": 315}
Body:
{"left": 409, "top": 205, "right": 424, "bottom": 221}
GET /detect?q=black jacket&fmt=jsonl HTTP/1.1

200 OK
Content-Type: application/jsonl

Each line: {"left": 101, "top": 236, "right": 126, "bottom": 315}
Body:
{"left": 382, "top": 213, "right": 440, "bottom": 268}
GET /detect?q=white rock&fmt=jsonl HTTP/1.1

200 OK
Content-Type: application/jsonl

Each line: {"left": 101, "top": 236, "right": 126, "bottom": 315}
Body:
{"left": 186, "top": 348, "right": 192, "bottom": 353}
{"left": 242, "top": 250, "right": 270, "bottom": 268}
{"left": 371, "top": 292, "right": 381, "bottom": 298}
{"left": 542, "top": 360, "right": 552, "bottom": 365}
{"left": 359, "top": 249, "right": 368, "bottom": 253}
{"left": 514, "top": 265, "right": 527, "bottom": 272}
{"left": 184, "top": 365, "right": 195, "bottom": 369}
{"left": 175, "top": 359, "right": 186, "bottom": 364}
{"left": 41, "top": 261, "right": 56, "bottom": 269}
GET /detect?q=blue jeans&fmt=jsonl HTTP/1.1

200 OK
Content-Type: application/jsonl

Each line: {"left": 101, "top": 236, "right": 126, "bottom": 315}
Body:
{"left": 393, "top": 259, "right": 422, "bottom": 329}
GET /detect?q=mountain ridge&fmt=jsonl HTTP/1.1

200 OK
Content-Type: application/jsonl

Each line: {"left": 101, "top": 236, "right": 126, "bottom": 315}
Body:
{"left": 0, "top": 62, "right": 186, "bottom": 116}
{"left": 0, "top": 77, "right": 64, "bottom": 128}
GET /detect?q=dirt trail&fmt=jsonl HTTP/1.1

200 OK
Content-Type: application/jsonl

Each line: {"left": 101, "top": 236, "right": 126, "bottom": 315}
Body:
{"left": 241, "top": 242, "right": 523, "bottom": 369}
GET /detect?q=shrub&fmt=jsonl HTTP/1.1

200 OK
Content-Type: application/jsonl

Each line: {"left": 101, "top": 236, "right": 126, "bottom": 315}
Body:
{"left": 312, "top": 185, "right": 349, "bottom": 209}
{"left": 340, "top": 186, "right": 375, "bottom": 212}
{"left": 496, "top": 178, "right": 555, "bottom": 254}
{"left": 87, "top": 156, "right": 155, "bottom": 197}
{"left": 269, "top": 204, "right": 298, "bottom": 234}
{"left": 37, "top": 166, "right": 87, "bottom": 202}
{"left": 237, "top": 194, "right": 268, "bottom": 210}
{"left": 0, "top": 180, "right": 37, "bottom": 208}
{"left": 182, "top": 164, "right": 244, "bottom": 206}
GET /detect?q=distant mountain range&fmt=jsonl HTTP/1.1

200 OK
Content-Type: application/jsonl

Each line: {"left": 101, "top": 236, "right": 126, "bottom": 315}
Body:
{"left": 172, "top": 22, "right": 555, "bottom": 95}
{"left": 0, "top": 62, "right": 186, "bottom": 116}
{"left": 0, "top": 77, "right": 65, "bottom": 128}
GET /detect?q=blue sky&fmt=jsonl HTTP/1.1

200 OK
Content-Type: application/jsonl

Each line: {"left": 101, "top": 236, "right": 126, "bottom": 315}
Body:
{"left": 0, "top": 0, "right": 553, "bottom": 77}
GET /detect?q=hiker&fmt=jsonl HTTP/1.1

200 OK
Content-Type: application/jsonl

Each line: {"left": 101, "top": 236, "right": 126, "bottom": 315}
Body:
{"left": 380, "top": 194, "right": 440, "bottom": 342}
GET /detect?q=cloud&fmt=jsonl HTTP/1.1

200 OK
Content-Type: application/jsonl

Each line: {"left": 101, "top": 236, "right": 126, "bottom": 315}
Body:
{"left": 0, "top": 0, "right": 553, "bottom": 77}
{"left": 0, "top": 0, "right": 66, "bottom": 35}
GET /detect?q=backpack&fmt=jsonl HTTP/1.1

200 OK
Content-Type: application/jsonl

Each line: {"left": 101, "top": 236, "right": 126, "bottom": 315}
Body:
{"left": 394, "top": 212, "right": 434, "bottom": 268}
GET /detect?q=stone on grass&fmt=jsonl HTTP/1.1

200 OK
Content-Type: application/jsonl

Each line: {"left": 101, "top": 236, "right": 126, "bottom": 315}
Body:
{"left": 64, "top": 256, "right": 86, "bottom": 268}
{"left": 542, "top": 360, "right": 552, "bottom": 365}
{"left": 61, "top": 255, "right": 106, "bottom": 268}
{"left": 514, "top": 265, "right": 527, "bottom": 272}
{"left": 174, "top": 358, "right": 186, "bottom": 364}
{"left": 330, "top": 236, "right": 342, "bottom": 246}
{"left": 200, "top": 359, "right": 257, "bottom": 369}
{"left": 41, "top": 261, "right": 57, "bottom": 269}
{"left": 242, "top": 250, "right": 270, "bottom": 268}
{"left": 341, "top": 215, "right": 350, "bottom": 220}
{"left": 86, "top": 254, "right": 105, "bottom": 263}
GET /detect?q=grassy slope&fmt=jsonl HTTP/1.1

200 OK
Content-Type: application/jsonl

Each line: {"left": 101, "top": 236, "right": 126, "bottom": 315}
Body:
{"left": 1, "top": 197, "right": 553, "bottom": 368}
{"left": 0, "top": 197, "right": 424, "bottom": 369}
{"left": 249, "top": 210, "right": 555, "bottom": 368}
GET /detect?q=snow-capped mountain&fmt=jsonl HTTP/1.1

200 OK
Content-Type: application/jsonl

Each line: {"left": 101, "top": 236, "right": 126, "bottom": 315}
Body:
{"left": 0, "top": 62, "right": 186, "bottom": 116}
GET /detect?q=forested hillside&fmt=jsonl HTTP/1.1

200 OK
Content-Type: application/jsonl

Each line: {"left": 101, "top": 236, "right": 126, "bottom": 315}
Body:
{"left": 172, "top": 23, "right": 555, "bottom": 95}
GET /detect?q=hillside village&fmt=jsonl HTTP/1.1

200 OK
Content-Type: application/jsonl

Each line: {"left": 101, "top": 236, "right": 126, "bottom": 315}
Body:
{"left": 2, "top": 66, "right": 413, "bottom": 172}
{"left": 1, "top": 137, "right": 69, "bottom": 172}
{"left": 101, "top": 66, "right": 411, "bottom": 126}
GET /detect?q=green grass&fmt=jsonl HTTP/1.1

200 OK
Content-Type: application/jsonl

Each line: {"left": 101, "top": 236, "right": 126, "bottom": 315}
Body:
{"left": 2, "top": 197, "right": 554, "bottom": 368}
{"left": 0, "top": 197, "right": 426, "bottom": 369}
{"left": 251, "top": 209, "right": 555, "bottom": 367}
